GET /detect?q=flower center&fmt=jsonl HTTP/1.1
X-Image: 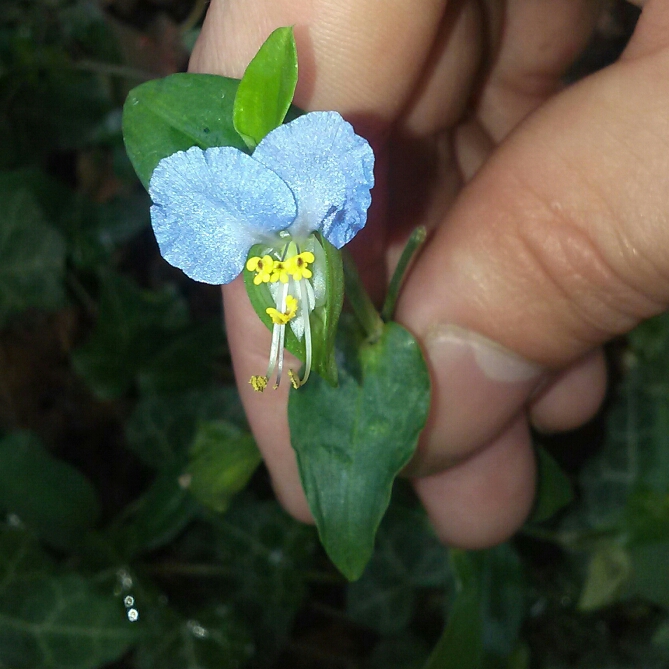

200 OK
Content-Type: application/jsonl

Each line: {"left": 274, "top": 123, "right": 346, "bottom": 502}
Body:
{"left": 246, "top": 244, "right": 315, "bottom": 391}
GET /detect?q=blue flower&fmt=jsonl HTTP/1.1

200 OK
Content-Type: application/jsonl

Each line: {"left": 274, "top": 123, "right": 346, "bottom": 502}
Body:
{"left": 148, "top": 111, "right": 374, "bottom": 390}
{"left": 149, "top": 111, "right": 374, "bottom": 285}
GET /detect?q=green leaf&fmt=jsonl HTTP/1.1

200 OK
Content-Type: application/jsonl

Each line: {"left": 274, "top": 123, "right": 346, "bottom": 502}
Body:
{"left": 135, "top": 606, "right": 253, "bottom": 669}
{"left": 0, "top": 188, "right": 66, "bottom": 326}
{"left": 233, "top": 26, "right": 298, "bottom": 150}
{"left": 72, "top": 272, "right": 198, "bottom": 399}
{"left": 288, "top": 318, "right": 431, "bottom": 580}
{"left": 244, "top": 234, "right": 343, "bottom": 386}
{"left": 185, "top": 421, "right": 261, "bottom": 513}
{"left": 629, "top": 542, "right": 669, "bottom": 609}
{"left": 0, "top": 432, "right": 100, "bottom": 550}
{"left": 578, "top": 542, "right": 632, "bottom": 611}
{"left": 530, "top": 447, "right": 574, "bottom": 523}
{"left": 346, "top": 505, "right": 450, "bottom": 634}
{"left": 423, "top": 550, "right": 483, "bottom": 669}
{"left": 479, "top": 544, "right": 526, "bottom": 658}
{"left": 125, "top": 387, "right": 244, "bottom": 469}
{"left": 370, "top": 634, "right": 431, "bottom": 669}
{"left": 0, "top": 573, "right": 138, "bottom": 669}
{"left": 110, "top": 463, "right": 199, "bottom": 559}
{"left": 123, "top": 73, "right": 247, "bottom": 189}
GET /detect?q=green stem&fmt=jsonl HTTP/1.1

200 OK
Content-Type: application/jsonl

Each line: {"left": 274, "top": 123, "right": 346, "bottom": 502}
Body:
{"left": 381, "top": 226, "right": 427, "bottom": 322}
{"left": 342, "top": 249, "right": 384, "bottom": 342}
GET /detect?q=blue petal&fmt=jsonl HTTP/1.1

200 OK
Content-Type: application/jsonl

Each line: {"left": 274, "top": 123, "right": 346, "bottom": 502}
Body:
{"left": 149, "top": 146, "right": 296, "bottom": 284}
{"left": 253, "top": 111, "right": 375, "bottom": 248}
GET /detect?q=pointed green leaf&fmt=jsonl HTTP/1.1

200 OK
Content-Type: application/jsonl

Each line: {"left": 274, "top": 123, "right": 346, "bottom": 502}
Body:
{"left": 0, "top": 432, "right": 100, "bottom": 550}
{"left": 423, "top": 550, "right": 484, "bottom": 669}
{"left": 578, "top": 542, "right": 632, "bottom": 611}
{"left": 233, "top": 27, "right": 298, "bottom": 149}
{"left": 123, "top": 73, "right": 247, "bottom": 189}
{"left": 244, "top": 234, "right": 343, "bottom": 386}
{"left": 529, "top": 446, "right": 574, "bottom": 523}
{"left": 0, "top": 187, "right": 66, "bottom": 326}
{"left": 185, "top": 420, "right": 261, "bottom": 513}
{"left": 288, "top": 318, "right": 431, "bottom": 580}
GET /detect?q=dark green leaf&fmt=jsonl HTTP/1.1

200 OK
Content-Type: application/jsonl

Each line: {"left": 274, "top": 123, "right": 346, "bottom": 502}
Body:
{"left": 0, "top": 572, "right": 138, "bottom": 669}
{"left": 423, "top": 550, "right": 483, "bottom": 669}
{"left": 530, "top": 447, "right": 574, "bottom": 523}
{"left": 244, "top": 233, "right": 343, "bottom": 386}
{"left": 111, "top": 463, "right": 199, "bottom": 559}
{"left": 346, "top": 505, "right": 450, "bottom": 634}
{"left": 233, "top": 26, "right": 298, "bottom": 149}
{"left": 125, "top": 387, "right": 245, "bottom": 469}
{"left": 135, "top": 606, "right": 253, "bottom": 669}
{"left": 578, "top": 542, "right": 632, "bottom": 611}
{"left": 370, "top": 634, "right": 431, "bottom": 669}
{"left": 185, "top": 421, "right": 261, "bottom": 513}
{"left": 0, "top": 432, "right": 99, "bottom": 550}
{"left": 629, "top": 543, "right": 669, "bottom": 609}
{"left": 0, "top": 188, "right": 66, "bottom": 326}
{"left": 288, "top": 318, "right": 431, "bottom": 580}
{"left": 479, "top": 544, "right": 526, "bottom": 658}
{"left": 123, "top": 73, "right": 247, "bottom": 189}
{"left": 72, "top": 271, "right": 215, "bottom": 400}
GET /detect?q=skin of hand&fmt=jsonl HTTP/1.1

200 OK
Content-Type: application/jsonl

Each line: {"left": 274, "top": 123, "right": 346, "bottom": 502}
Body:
{"left": 189, "top": 0, "right": 669, "bottom": 548}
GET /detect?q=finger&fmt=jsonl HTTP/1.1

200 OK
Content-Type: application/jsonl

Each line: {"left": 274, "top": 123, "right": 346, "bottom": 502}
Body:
{"left": 413, "top": 415, "right": 536, "bottom": 548}
{"left": 477, "top": 0, "right": 602, "bottom": 141}
{"left": 529, "top": 348, "right": 607, "bottom": 433}
{"left": 397, "top": 3, "right": 669, "bottom": 474}
{"left": 190, "top": 0, "right": 449, "bottom": 128}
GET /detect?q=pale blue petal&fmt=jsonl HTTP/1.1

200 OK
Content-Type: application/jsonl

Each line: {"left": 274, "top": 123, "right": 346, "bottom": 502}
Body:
{"left": 253, "top": 111, "right": 375, "bottom": 248}
{"left": 149, "top": 146, "right": 296, "bottom": 284}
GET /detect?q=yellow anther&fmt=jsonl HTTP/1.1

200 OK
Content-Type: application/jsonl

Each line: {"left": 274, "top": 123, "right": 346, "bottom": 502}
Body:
{"left": 246, "top": 255, "right": 275, "bottom": 285}
{"left": 270, "top": 261, "right": 290, "bottom": 284}
{"left": 266, "top": 295, "right": 298, "bottom": 325}
{"left": 249, "top": 375, "right": 268, "bottom": 392}
{"left": 288, "top": 369, "right": 301, "bottom": 389}
{"left": 285, "top": 251, "right": 315, "bottom": 281}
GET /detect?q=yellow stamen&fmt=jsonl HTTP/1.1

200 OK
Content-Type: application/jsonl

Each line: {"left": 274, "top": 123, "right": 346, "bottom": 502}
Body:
{"left": 249, "top": 375, "right": 268, "bottom": 392}
{"left": 246, "top": 255, "right": 275, "bottom": 285}
{"left": 285, "top": 251, "right": 315, "bottom": 281}
{"left": 266, "top": 294, "right": 298, "bottom": 325}
{"left": 270, "top": 261, "right": 290, "bottom": 283}
{"left": 288, "top": 369, "right": 301, "bottom": 389}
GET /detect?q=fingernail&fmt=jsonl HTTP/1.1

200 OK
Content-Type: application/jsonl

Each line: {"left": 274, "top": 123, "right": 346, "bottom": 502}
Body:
{"left": 427, "top": 325, "right": 543, "bottom": 383}
{"left": 408, "top": 324, "right": 543, "bottom": 475}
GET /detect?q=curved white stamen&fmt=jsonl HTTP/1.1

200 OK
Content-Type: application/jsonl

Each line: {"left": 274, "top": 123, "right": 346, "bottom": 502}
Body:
{"left": 298, "top": 277, "right": 312, "bottom": 386}
{"left": 268, "top": 281, "right": 290, "bottom": 387}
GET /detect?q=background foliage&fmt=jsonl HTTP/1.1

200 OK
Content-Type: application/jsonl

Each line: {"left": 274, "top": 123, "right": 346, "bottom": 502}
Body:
{"left": 1, "top": 1, "right": 666, "bottom": 667}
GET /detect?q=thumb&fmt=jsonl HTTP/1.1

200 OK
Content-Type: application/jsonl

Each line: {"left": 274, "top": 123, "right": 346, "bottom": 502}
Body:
{"left": 397, "top": 0, "right": 669, "bottom": 472}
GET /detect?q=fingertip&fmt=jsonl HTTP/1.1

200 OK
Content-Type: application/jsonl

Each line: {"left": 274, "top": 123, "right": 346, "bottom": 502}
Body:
{"left": 529, "top": 348, "right": 607, "bottom": 434}
{"left": 412, "top": 416, "right": 536, "bottom": 549}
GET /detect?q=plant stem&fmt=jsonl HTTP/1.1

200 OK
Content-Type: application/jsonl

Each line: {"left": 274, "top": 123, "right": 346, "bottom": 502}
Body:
{"left": 381, "top": 226, "right": 427, "bottom": 322}
{"left": 342, "top": 250, "right": 384, "bottom": 342}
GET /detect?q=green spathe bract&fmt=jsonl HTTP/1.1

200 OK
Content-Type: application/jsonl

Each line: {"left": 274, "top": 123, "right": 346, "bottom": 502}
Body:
{"left": 288, "top": 317, "right": 431, "bottom": 580}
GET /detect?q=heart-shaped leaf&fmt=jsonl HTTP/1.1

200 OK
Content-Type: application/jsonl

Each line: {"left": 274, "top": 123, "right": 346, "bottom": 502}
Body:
{"left": 288, "top": 317, "right": 430, "bottom": 580}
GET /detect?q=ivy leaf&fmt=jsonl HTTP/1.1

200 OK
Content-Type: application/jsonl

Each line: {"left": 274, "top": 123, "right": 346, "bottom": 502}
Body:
{"left": 346, "top": 504, "right": 451, "bottom": 634}
{"left": 125, "top": 387, "right": 245, "bottom": 469}
{"left": 423, "top": 550, "right": 484, "bottom": 669}
{"left": 135, "top": 606, "right": 253, "bottom": 669}
{"left": 0, "top": 188, "right": 66, "bottom": 326}
{"left": 288, "top": 318, "right": 431, "bottom": 580}
{"left": 233, "top": 26, "right": 298, "bottom": 150}
{"left": 185, "top": 420, "right": 261, "bottom": 513}
{"left": 72, "top": 272, "right": 202, "bottom": 399}
{"left": 0, "top": 432, "right": 100, "bottom": 550}
{"left": 529, "top": 446, "right": 574, "bottom": 524}
{"left": 123, "top": 73, "right": 247, "bottom": 189}
{"left": 110, "top": 462, "right": 199, "bottom": 560}
{"left": 244, "top": 234, "right": 343, "bottom": 386}
{"left": 0, "top": 573, "right": 138, "bottom": 669}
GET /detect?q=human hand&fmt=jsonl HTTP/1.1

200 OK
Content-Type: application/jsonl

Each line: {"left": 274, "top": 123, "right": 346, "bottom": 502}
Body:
{"left": 189, "top": 0, "right": 669, "bottom": 548}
